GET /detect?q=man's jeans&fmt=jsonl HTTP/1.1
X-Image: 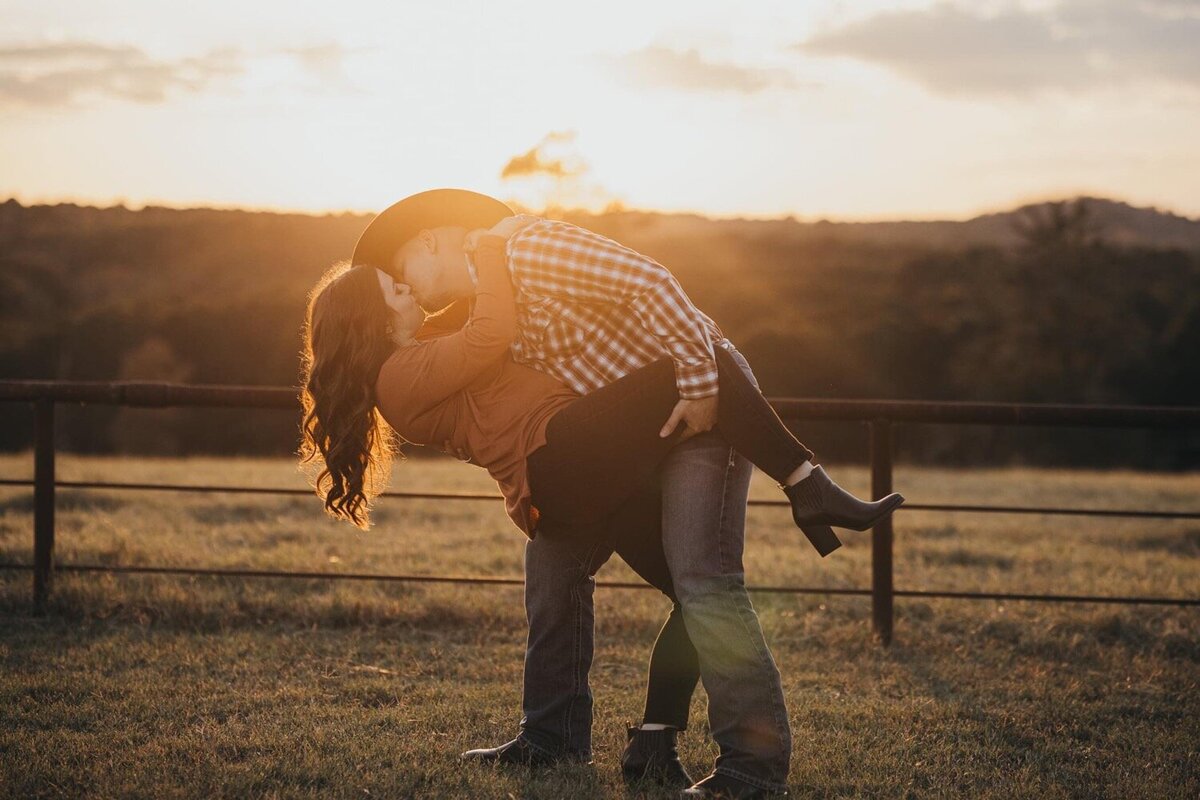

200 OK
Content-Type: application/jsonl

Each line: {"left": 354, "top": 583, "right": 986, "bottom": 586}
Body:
{"left": 520, "top": 346, "right": 792, "bottom": 793}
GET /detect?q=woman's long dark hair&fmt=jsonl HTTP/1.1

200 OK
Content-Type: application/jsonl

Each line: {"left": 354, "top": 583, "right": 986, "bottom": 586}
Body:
{"left": 297, "top": 261, "right": 402, "bottom": 530}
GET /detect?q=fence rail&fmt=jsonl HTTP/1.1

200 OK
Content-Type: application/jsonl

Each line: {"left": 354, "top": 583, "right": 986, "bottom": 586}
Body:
{"left": 2, "top": 379, "right": 1198, "bottom": 644}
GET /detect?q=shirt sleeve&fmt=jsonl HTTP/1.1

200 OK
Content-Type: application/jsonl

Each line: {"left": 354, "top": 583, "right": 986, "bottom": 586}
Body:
{"left": 508, "top": 221, "right": 719, "bottom": 398}
{"left": 377, "top": 234, "right": 516, "bottom": 412}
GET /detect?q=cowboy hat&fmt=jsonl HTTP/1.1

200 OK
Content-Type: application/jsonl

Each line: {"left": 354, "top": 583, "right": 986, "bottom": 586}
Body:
{"left": 351, "top": 188, "right": 513, "bottom": 270}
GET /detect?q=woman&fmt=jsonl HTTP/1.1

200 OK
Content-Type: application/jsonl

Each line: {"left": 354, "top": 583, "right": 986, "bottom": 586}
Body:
{"left": 297, "top": 216, "right": 903, "bottom": 782}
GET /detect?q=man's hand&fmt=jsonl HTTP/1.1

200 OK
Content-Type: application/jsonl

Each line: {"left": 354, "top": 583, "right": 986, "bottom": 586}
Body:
{"left": 659, "top": 395, "right": 719, "bottom": 440}
{"left": 463, "top": 214, "right": 541, "bottom": 253}
{"left": 489, "top": 213, "right": 541, "bottom": 239}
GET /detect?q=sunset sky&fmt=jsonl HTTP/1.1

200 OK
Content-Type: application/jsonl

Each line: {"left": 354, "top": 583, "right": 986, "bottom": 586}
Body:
{"left": 1, "top": 0, "right": 1197, "bottom": 221}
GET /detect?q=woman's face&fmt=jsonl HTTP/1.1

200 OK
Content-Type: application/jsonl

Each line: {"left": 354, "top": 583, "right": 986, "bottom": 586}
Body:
{"left": 375, "top": 269, "right": 425, "bottom": 342}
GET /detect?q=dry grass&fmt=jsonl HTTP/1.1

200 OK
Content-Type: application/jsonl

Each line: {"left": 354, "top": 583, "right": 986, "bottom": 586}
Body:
{"left": 1, "top": 453, "right": 1198, "bottom": 799}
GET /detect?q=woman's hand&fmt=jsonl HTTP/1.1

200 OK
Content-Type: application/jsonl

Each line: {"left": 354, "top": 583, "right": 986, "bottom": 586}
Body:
{"left": 441, "top": 439, "right": 472, "bottom": 462}
{"left": 463, "top": 214, "right": 541, "bottom": 253}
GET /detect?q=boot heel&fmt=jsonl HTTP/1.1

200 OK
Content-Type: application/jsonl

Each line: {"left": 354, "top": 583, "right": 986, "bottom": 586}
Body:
{"left": 801, "top": 524, "right": 842, "bottom": 557}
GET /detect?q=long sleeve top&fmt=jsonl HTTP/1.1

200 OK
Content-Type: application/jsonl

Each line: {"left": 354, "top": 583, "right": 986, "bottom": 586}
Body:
{"left": 504, "top": 219, "right": 732, "bottom": 399}
{"left": 373, "top": 234, "right": 579, "bottom": 537}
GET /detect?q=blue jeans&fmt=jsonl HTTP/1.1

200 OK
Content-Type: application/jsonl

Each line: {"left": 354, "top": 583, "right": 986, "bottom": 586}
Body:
{"left": 519, "top": 484, "right": 690, "bottom": 752}
{"left": 520, "top": 346, "right": 792, "bottom": 792}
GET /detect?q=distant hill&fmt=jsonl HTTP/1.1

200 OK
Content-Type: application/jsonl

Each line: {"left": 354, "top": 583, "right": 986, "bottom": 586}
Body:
{"left": 3, "top": 194, "right": 1198, "bottom": 256}
{"left": 946, "top": 197, "right": 1200, "bottom": 251}
{"left": 567, "top": 195, "right": 1200, "bottom": 252}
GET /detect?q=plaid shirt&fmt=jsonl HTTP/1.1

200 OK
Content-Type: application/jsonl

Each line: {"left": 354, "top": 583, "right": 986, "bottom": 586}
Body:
{"left": 499, "top": 219, "right": 730, "bottom": 399}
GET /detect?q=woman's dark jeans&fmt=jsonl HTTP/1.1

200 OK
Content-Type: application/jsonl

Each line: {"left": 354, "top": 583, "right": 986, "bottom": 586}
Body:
{"left": 520, "top": 480, "right": 698, "bottom": 752}
{"left": 527, "top": 344, "right": 816, "bottom": 527}
{"left": 522, "top": 345, "right": 796, "bottom": 790}
{"left": 524, "top": 344, "right": 815, "bottom": 736}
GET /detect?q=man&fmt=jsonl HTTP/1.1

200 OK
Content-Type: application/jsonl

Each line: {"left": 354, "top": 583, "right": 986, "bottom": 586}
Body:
{"left": 353, "top": 189, "right": 793, "bottom": 799}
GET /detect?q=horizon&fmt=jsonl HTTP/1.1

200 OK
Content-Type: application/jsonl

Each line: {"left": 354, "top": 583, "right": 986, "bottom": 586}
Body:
{"left": 2, "top": 1, "right": 1198, "bottom": 222}
{"left": 5, "top": 191, "right": 1197, "bottom": 226}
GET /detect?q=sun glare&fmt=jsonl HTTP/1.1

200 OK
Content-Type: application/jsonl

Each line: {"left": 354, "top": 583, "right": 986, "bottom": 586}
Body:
{"left": 0, "top": 1, "right": 1196, "bottom": 220}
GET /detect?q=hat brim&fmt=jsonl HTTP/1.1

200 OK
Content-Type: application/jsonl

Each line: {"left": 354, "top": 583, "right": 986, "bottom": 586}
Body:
{"left": 352, "top": 188, "right": 513, "bottom": 271}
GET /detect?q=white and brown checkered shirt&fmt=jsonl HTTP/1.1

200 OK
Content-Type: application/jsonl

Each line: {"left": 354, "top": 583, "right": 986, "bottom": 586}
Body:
{"left": 500, "top": 219, "right": 730, "bottom": 399}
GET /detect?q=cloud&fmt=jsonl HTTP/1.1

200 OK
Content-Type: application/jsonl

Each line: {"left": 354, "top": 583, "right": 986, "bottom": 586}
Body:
{"left": 501, "top": 149, "right": 571, "bottom": 179}
{"left": 0, "top": 41, "right": 244, "bottom": 106}
{"left": 499, "top": 131, "right": 622, "bottom": 211}
{"left": 0, "top": 40, "right": 362, "bottom": 107}
{"left": 501, "top": 130, "right": 587, "bottom": 180}
{"left": 794, "top": 0, "right": 1200, "bottom": 96}
{"left": 604, "top": 45, "right": 807, "bottom": 93}
{"left": 279, "top": 42, "right": 360, "bottom": 82}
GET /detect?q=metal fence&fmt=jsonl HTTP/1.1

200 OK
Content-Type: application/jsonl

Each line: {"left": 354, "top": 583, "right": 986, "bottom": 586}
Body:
{"left": 1, "top": 379, "right": 1198, "bottom": 645}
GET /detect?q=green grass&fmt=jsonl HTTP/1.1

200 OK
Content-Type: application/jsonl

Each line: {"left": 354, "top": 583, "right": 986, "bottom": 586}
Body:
{"left": 1, "top": 453, "right": 1198, "bottom": 799}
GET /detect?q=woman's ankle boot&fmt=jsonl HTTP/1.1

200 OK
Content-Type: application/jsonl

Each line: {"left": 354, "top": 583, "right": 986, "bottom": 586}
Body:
{"left": 786, "top": 465, "right": 905, "bottom": 536}
{"left": 620, "top": 725, "right": 692, "bottom": 789}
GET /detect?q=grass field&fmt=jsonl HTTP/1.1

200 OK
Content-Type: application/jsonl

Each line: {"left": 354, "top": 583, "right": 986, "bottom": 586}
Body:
{"left": 1, "top": 453, "right": 1198, "bottom": 799}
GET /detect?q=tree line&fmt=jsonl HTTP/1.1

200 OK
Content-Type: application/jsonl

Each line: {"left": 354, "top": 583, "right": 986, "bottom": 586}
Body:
{"left": 1, "top": 197, "right": 1196, "bottom": 469}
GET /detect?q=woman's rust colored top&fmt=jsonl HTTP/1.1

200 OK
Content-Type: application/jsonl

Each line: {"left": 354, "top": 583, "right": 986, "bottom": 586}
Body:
{"left": 373, "top": 233, "right": 578, "bottom": 538}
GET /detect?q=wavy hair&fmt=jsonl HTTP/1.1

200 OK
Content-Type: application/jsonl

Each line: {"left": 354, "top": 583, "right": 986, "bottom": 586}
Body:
{"left": 297, "top": 261, "right": 402, "bottom": 530}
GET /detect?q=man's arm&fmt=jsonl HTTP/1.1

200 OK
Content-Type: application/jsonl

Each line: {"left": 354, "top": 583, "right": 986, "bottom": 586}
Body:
{"left": 509, "top": 220, "right": 720, "bottom": 400}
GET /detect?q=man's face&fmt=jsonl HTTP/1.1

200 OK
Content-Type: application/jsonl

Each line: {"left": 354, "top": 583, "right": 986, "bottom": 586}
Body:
{"left": 392, "top": 243, "right": 443, "bottom": 311}
{"left": 392, "top": 227, "right": 471, "bottom": 312}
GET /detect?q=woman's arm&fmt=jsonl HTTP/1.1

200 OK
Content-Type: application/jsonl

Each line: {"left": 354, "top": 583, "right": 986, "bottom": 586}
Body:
{"left": 454, "top": 233, "right": 517, "bottom": 356}
{"left": 377, "top": 233, "right": 516, "bottom": 412}
{"left": 415, "top": 216, "right": 539, "bottom": 340}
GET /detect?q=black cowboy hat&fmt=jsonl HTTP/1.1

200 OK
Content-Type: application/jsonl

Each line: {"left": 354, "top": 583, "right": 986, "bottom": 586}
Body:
{"left": 351, "top": 188, "right": 513, "bottom": 271}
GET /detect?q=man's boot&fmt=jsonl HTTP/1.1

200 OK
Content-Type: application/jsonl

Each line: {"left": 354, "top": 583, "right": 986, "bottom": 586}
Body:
{"left": 620, "top": 724, "right": 692, "bottom": 789}
{"left": 681, "top": 771, "right": 788, "bottom": 798}
{"left": 460, "top": 735, "right": 592, "bottom": 767}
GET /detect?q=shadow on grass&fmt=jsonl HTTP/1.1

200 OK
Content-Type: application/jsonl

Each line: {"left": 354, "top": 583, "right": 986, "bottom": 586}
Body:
{"left": 912, "top": 524, "right": 962, "bottom": 541}
{"left": 896, "top": 600, "right": 1200, "bottom": 664}
{"left": 0, "top": 489, "right": 128, "bottom": 515}
{"left": 6, "top": 572, "right": 1197, "bottom": 670}
{"left": 917, "top": 548, "right": 1015, "bottom": 570}
{"left": 184, "top": 497, "right": 319, "bottom": 526}
{"left": 871, "top": 614, "right": 1197, "bottom": 795}
{"left": 1126, "top": 529, "right": 1200, "bottom": 557}
{"left": 0, "top": 575, "right": 530, "bottom": 641}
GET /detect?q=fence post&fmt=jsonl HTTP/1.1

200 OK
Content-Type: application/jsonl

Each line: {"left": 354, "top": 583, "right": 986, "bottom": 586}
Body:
{"left": 33, "top": 399, "right": 55, "bottom": 614}
{"left": 870, "top": 418, "right": 894, "bottom": 645}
